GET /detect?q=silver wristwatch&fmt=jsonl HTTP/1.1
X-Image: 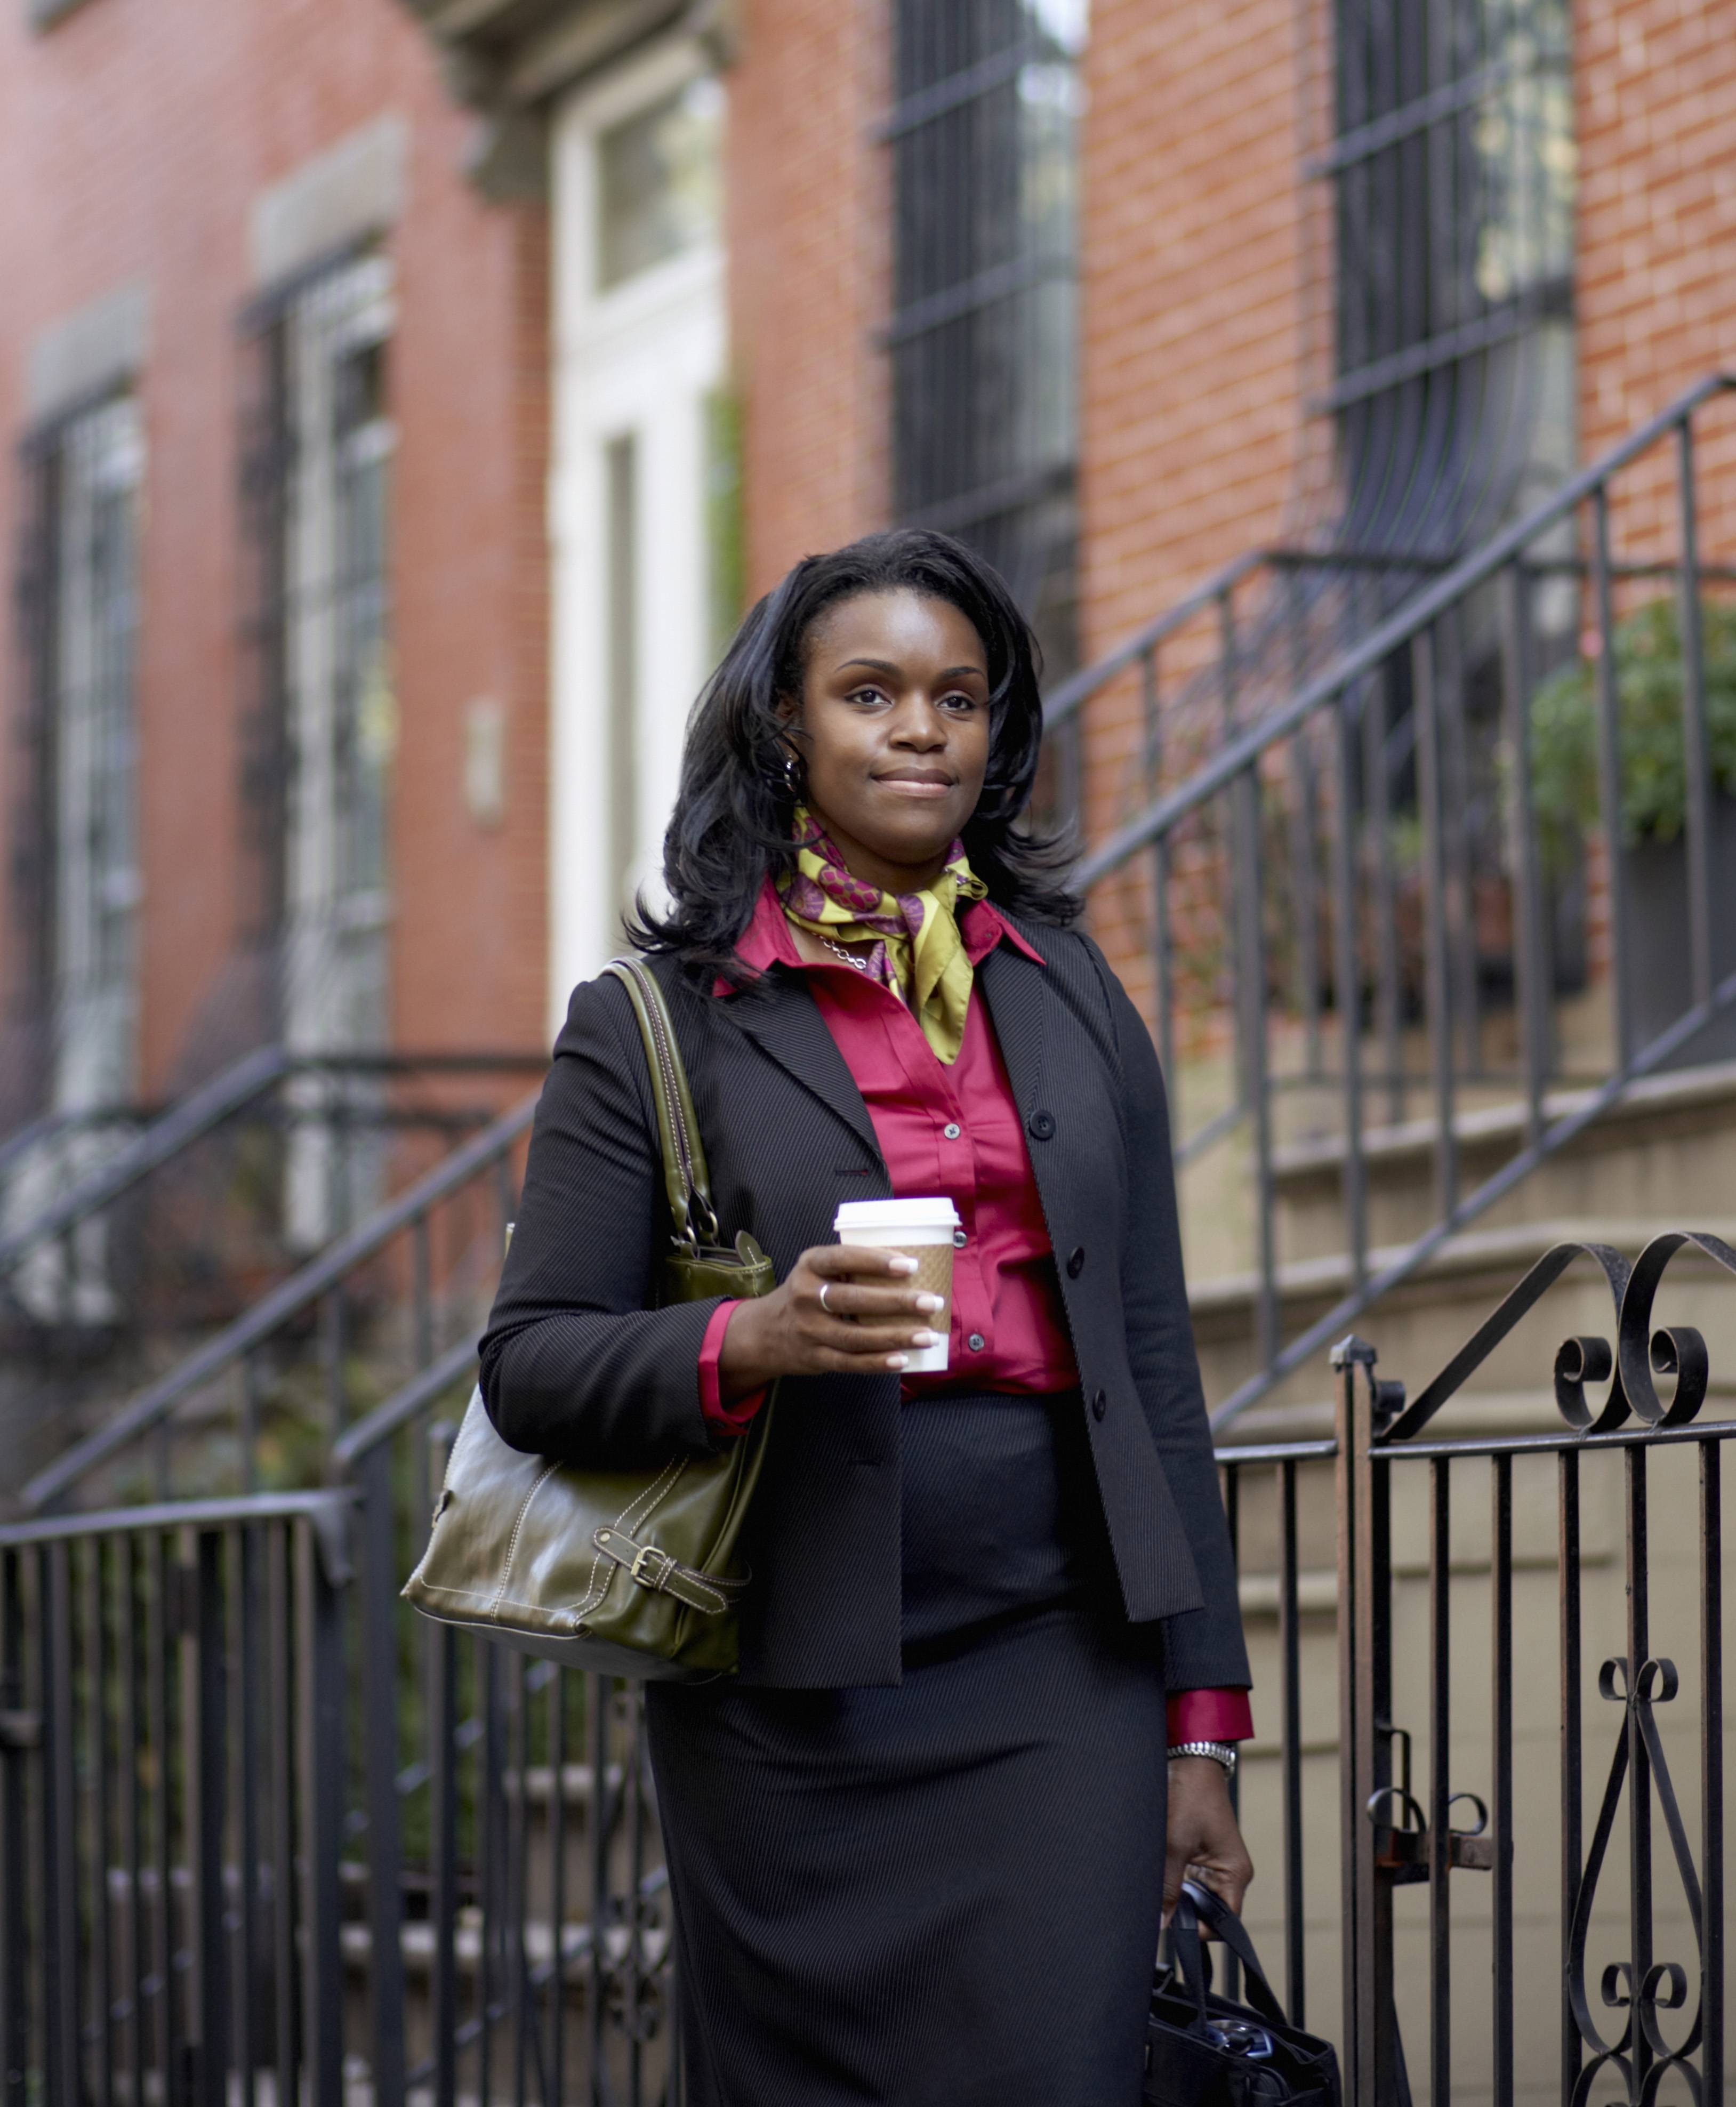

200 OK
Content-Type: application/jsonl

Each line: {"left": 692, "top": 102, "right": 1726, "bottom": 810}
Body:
{"left": 1167, "top": 1739, "right": 1237, "bottom": 1780}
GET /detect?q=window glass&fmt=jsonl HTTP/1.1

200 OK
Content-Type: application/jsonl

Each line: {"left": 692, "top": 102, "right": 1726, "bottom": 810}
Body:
{"left": 597, "top": 78, "right": 722, "bottom": 291}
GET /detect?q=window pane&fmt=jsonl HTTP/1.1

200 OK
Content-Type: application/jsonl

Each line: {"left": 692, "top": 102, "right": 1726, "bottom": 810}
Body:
{"left": 596, "top": 79, "right": 722, "bottom": 291}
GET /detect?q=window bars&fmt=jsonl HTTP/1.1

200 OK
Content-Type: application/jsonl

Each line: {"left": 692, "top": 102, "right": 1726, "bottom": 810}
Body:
{"left": 1327, "top": 0, "right": 1576, "bottom": 558}
{"left": 4, "top": 396, "right": 145, "bottom": 1324}
{"left": 887, "top": 0, "right": 1085, "bottom": 660}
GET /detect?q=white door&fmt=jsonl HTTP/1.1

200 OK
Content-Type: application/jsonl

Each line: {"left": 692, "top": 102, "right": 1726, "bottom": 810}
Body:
{"left": 548, "top": 43, "right": 727, "bottom": 1020}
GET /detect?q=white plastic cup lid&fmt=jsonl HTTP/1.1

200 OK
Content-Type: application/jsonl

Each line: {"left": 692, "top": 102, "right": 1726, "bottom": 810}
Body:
{"left": 834, "top": 1197, "right": 961, "bottom": 1232}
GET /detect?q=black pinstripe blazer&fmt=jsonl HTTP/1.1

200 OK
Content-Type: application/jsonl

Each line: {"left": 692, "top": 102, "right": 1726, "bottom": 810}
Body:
{"left": 479, "top": 918, "right": 1250, "bottom": 1694}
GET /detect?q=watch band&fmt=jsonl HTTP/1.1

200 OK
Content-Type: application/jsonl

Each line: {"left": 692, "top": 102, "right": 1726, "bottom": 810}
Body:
{"left": 1167, "top": 1739, "right": 1238, "bottom": 1780}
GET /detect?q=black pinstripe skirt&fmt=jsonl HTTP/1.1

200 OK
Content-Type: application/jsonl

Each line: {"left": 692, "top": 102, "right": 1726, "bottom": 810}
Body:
{"left": 646, "top": 1389, "right": 1169, "bottom": 2107}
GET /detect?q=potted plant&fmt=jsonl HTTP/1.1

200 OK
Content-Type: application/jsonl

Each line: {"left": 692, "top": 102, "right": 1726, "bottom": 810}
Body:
{"left": 1529, "top": 596, "right": 1736, "bottom": 1066}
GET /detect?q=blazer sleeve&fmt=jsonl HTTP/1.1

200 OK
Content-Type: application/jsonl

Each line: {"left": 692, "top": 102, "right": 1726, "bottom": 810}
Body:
{"left": 477, "top": 972, "right": 726, "bottom": 1470}
{"left": 1098, "top": 950, "right": 1252, "bottom": 1694}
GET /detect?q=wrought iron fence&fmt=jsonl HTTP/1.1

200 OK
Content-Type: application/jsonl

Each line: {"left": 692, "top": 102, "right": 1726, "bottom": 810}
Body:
{"left": 2, "top": 1228, "right": 1730, "bottom": 2101}
{"left": 1337, "top": 1227, "right": 1735, "bottom": 2105}
{"left": 0, "top": 1491, "right": 356, "bottom": 2107}
{"left": 0, "top": 1408, "right": 1330, "bottom": 2106}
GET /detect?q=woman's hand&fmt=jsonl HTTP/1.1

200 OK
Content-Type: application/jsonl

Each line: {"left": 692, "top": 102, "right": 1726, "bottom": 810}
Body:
{"left": 717, "top": 1244, "right": 946, "bottom": 1398}
{"left": 1163, "top": 1758, "right": 1254, "bottom": 1924}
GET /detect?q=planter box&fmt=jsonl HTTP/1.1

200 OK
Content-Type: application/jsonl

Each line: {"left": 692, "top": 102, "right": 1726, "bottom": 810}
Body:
{"left": 1621, "top": 792, "right": 1736, "bottom": 1068}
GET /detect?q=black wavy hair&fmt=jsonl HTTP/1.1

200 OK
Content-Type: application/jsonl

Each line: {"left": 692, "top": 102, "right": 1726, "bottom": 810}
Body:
{"left": 630, "top": 528, "right": 1079, "bottom": 972}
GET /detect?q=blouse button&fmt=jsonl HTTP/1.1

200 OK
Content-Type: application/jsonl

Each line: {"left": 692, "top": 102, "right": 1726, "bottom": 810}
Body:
{"left": 943, "top": 1122, "right": 962, "bottom": 1140}
{"left": 967, "top": 1333, "right": 986, "bottom": 1353}
{"left": 953, "top": 1228, "right": 967, "bottom": 1248}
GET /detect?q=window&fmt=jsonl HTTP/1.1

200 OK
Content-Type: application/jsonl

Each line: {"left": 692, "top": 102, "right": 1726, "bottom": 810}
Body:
{"left": 888, "top": 0, "right": 1086, "bottom": 661}
{"left": 596, "top": 77, "right": 724, "bottom": 291}
{"left": 240, "top": 251, "right": 396, "bottom": 1243}
{"left": 4, "top": 392, "right": 143, "bottom": 1319}
{"left": 49, "top": 397, "right": 144, "bottom": 1116}
{"left": 1328, "top": 0, "right": 1576, "bottom": 552}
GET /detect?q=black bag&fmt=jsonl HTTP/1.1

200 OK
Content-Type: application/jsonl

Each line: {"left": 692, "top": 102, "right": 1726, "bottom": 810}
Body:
{"left": 1144, "top": 1882, "right": 1343, "bottom": 2106}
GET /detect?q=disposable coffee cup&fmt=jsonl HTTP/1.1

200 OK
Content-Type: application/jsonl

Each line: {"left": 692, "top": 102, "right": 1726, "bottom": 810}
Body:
{"left": 833, "top": 1197, "right": 961, "bottom": 1373}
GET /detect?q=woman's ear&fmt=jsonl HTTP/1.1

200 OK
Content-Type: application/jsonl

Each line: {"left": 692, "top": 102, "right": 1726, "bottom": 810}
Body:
{"left": 772, "top": 702, "right": 807, "bottom": 791}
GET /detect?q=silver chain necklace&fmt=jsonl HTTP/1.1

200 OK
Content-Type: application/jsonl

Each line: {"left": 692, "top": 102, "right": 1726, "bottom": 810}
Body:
{"left": 819, "top": 935, "right": 908, "bottom": 1005}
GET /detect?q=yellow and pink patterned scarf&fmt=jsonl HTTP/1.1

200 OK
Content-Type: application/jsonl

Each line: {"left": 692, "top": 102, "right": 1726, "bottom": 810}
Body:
{"left": 779, "top": 807, "right": 987, "bottom": 1063}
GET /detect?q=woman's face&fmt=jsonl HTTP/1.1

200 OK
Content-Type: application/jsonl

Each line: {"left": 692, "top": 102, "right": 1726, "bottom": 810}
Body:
{"left": 791, "top": 589, "right": 992, "bottom": 893}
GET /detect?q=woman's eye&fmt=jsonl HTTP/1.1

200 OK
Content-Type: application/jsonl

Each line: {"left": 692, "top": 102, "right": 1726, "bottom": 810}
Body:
{"left": 939, "top": 692, "right": 980, "bottom": 714}
{"left": 846, "top": 686, "right": 889, "bottom": 708}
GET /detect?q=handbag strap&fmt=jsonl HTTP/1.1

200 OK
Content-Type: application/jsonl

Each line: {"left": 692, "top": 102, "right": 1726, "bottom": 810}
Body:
{"left": 605, "top": 956, "right": 721, "bottom": 1254}
{"left": 1168, "top": 1881, "right": 1289, "bottom": 2032}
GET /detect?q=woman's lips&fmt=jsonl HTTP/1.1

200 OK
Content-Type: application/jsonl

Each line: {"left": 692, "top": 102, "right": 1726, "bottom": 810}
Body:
{"left": 875, "top": 773, "right": 956, "bottom": 798}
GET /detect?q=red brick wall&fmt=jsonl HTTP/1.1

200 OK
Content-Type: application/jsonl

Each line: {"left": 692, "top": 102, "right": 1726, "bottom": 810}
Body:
{"left": 1074, "top": 0, "right": 1332, "bottom": 993}
{"left": 1576, "top": 0, "right": 1736, "bottom": 568}
{"left": 0, "top": 0, "right": 550, "bottom": 1106}
{"left": 726, "top": 0, "right": 890, "bottom": 599}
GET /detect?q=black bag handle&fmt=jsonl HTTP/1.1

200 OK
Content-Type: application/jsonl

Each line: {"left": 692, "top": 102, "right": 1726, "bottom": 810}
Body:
{"left": 1168, "top": 1881, "right": 1289, "bottom": 2032}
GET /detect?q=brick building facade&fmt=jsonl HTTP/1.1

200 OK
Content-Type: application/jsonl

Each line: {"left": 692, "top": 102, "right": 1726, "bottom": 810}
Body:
{"left": 0, "top": 0, "right": 551, "bottom": 1137}
{"left": 4, "top": 0, "right": 1734, "bottom": 1163}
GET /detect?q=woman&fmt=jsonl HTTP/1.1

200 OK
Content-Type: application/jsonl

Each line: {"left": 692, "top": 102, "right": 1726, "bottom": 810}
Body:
{"left": 481, "top": 529, "right": 1253, "bottom": 2106}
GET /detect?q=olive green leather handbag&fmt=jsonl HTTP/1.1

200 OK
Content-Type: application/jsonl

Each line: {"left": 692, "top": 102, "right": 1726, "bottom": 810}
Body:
{"left": 403, "top": 955, "right": 776, "bottom": 1679}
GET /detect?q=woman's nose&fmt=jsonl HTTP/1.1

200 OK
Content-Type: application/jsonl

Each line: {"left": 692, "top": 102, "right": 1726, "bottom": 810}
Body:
{"left": 889, "top": 699, "right": 949, "bottom": 745}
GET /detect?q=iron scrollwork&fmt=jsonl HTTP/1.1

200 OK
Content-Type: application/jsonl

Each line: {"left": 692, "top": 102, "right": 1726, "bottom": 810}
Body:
{"left": 1568, "top": 1657, "right": 1706, "bottom": 2106}
{"left": 1362, "top": 1228, "right": 1736, "bottom": 2102}
{"left": 1378, "top": 1230, "right": 1736, "bottom": 1445}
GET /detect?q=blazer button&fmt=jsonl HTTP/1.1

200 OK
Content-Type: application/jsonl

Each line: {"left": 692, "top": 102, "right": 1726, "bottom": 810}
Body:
{"left": 1027, "top": 1109, "right": 1056, "bottom": 1141}
{"left": 1091, "top": 1387, "right": 1108, "bottom": 1422}
{"left": 1066, "top": 1245, "right": 1085, "bottom": 1278}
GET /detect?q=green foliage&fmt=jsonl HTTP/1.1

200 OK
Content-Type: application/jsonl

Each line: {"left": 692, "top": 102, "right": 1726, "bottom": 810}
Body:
{"left": 1528, "top": 597, "right": 1736, "bottom": 865}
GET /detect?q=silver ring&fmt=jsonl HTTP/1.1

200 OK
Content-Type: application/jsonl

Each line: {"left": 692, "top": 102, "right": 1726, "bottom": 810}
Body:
{"left": 818, "top": 1282, "right": 833, "bottom": 1314}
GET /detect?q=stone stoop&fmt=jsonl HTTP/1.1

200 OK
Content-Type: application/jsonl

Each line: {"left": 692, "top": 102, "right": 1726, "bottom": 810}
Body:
{"left": 1179, "top": 1056, "right": 1736, "bottom": 1422}
{"left": 1272, "top": 1056, "right": 1736, "bottom": 1273}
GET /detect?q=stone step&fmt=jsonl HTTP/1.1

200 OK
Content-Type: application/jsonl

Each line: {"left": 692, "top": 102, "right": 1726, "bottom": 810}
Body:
{"left": 1190, "top": 1213, "right": 1736, "bottom": 1416}
{"left": 1267, "top": 1056, "right": 1736, "bottom": 1258}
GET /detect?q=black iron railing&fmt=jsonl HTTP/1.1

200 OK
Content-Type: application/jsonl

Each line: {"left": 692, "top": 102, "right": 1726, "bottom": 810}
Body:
{"left": 0, "top": 1490, "right": 356, "bottom": 2107}
{"left": 19, "top": 1090, "right": 540, "bottom": 1514}
{"left": 1057, "top": 372, "right": 1736, "bottom": 1425}
{"left": 0, "top": 1047, "right": 545, "bottom": 1344}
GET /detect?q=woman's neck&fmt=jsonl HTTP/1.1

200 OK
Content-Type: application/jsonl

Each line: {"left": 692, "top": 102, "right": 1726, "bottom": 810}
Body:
{"left": 806, "top": 813, "right": 950, "bottom": 898}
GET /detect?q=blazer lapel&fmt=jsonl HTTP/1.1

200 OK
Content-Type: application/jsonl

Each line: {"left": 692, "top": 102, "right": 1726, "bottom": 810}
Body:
{"left": 721, "top": 969, "right": 885, "bottom": 1165}
{"left": 977, "top": 940, "right": 1048, "bottom": 1122}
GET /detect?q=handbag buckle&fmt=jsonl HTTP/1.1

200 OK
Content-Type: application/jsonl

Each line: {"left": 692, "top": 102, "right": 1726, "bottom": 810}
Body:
{"left": 630, "top": 1542, "right": 678, "bottom": 1593}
